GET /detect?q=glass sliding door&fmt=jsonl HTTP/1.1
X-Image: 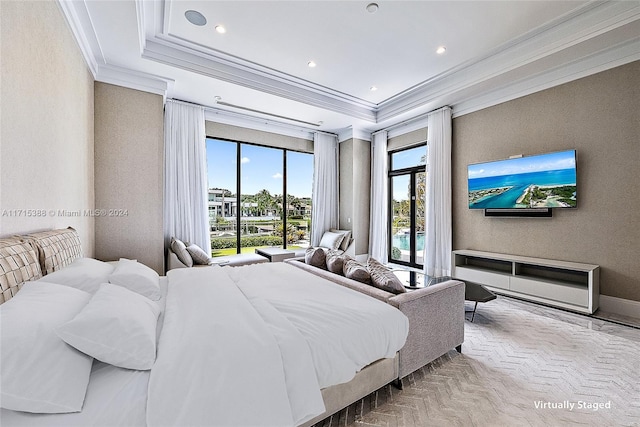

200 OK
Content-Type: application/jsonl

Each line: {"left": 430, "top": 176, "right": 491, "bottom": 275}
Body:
{"left": 388, "top": 145, "right": 427, "bottom": 268}
{"left": 206, "top": 137, "right": 313, "bottom": 257}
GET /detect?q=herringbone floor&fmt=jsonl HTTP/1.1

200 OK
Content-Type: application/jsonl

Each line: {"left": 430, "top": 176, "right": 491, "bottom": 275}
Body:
{"left": 315, "top": 296, "right": 640, "bottom": 427}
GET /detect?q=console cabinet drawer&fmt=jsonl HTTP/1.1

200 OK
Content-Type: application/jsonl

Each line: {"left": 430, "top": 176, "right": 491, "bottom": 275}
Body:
{"left": 510, "top": 276, "right": 588, "bottom": 307}
{"left": 454, "top": 266, "right": 510, "bottom": 290}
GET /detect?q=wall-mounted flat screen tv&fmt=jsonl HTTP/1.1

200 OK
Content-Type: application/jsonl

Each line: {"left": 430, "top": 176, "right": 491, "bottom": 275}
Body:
{"left": 468, "top": 150, "right": 577, "bottom": 209}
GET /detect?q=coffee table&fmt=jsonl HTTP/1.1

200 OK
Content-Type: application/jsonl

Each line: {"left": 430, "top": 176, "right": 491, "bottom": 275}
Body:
{"left": 393, "top": 270, "right": 496, "bottom": 322}
{"left": 254, "top": 247, "right": 295, "bottom": 263}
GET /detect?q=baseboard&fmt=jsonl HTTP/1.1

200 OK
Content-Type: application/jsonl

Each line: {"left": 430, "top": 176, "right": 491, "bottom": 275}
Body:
{"left": 598, "top": 295, "right": 640, "bottom": 320}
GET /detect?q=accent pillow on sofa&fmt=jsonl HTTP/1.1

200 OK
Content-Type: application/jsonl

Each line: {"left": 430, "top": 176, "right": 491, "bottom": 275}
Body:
{"left": 186, "top": 243, "right": 212, "bottom": 265}
{"left": 305, "top": 247, "right": 327, "bottom": 269}
{"left": 0, "top": 281, "right": 93, "bottom": 413}
{"left": 318, "top": 231, "right": 345, "bottom": 250}
{"left": 330, "top": 228, "right": 352, "bottom": 252}
{"left": 367, "top": 257, "right": 406, "bottom": 294}
{"left": 326, "top": 251, "right": 350, "bottom": 275}
{"left": 343, "top": 259, "right": 371, "bottom": 284}
{"left": 56, "top": 283, "right": 160, "bottom": 370}
{"left": 171, "top": 237, "right": 193, "bottom": 267}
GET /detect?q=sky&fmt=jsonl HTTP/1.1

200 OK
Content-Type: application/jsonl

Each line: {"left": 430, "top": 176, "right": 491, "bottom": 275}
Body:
{"left": 391, "top": 145, "right": 427, "bottom": 201}
{"left": 207, "top": 139, "right": 313, "bottom": 198}
{"left": 468, "top": 150, "right": 576, "bottom": 179}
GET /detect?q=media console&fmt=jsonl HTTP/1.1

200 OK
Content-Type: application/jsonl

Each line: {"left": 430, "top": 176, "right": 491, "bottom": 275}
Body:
{"left": 452, "top": 250, "right": 599, "bottom": 314}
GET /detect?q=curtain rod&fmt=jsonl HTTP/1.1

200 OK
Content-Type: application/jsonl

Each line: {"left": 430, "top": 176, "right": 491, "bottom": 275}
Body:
{"left": 371, "top": 105, "right": 451, "bottom": 136}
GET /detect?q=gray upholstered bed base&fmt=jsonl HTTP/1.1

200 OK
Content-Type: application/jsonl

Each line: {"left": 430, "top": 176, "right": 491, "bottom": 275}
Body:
{"left": 300, "top": 355, "right": 399, "bottom": 427}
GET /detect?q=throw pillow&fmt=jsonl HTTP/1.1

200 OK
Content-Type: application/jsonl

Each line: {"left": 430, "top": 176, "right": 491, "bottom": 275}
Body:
{"left": 109, "top": 258, "right": 161, "bottom": 301}
{"left": 305, "top": 247, "right": 327, "bottom": 269}
{"left": 171, "top": 237, "right": 193, "bottom": 267}
{"left": 343, "top": 259, "right": 371, "bottom": 284}
{"left": 330, "top": 228, "right": 352, "bottom": 252}
{"left": 367, "top": 257, "right": 406, "bottom": 294}
{"left": 326, "top": 252, "right": 350, "bottom": 275}
{"left": 318, "top": 231, "right": 345, "bottom": 250}
{"left": 186, "top": 243, "right": 212, "bottom": 265}
{"left": 56, "top": 283, "right": 160, "bottom": 370}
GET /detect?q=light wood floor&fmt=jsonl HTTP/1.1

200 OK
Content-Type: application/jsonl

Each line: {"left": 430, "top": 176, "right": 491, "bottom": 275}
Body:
{"left": 314, "top": 296, "right": 640, "bottom": 427}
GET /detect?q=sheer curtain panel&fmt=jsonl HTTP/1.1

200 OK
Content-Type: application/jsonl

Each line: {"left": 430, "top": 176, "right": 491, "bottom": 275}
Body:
{"left": 368, "top": 130, "right": 388, "bottom": 262}
{"left": 310, "top": 132, "right": 339, "bottom": 246}
{"left": 424, "top": 107, "right": 452, "bottom": 277}
{"left": 163, "top": 100, "right": 211, "bottom": 253}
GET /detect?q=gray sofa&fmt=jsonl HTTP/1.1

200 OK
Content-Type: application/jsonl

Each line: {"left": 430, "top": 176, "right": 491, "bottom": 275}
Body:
{"left": 285, "top": 257, "right": 465, "bottom": 381}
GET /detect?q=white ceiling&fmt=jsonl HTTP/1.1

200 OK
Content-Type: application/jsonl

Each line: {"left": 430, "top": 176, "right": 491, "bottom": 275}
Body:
{"left": 63, "top": 0, "right": 640, "bottom": 136}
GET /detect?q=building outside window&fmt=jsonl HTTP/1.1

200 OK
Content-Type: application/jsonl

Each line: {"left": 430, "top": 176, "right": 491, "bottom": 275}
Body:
{"left": 206, "top": 138, "right": 313, "bottom": 257}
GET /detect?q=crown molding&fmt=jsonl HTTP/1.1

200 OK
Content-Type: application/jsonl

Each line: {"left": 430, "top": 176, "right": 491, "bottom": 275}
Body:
{"left": 62, "top": 0, "right": 639, "bottom": 129}
{"left": 378, "top": 1, "right": 640, "bottom": 122}
{"left": 57, "top": 0, "right": 104, "bottom": 78}
{"left": 338, "top": 127, "right": 372, "bottom": 143}
{"left": 453, "top": 36, "right": 640, "bottom": 118}
{"left": 96, "top": 64, "right": 174, "bottom": 98}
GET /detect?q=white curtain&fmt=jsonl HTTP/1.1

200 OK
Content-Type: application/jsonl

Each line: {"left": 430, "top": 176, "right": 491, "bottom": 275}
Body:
{"left": 310, "top": 132, "right": 339, "bottom": 246}
{"left": 424, "top": 107, "right": 452, "bottom": 277}
{"left": 163, "top": 100, "right": 210, "bottom": 252}
{"left": 368, "top": 130, "right": 388, "bottom": 262}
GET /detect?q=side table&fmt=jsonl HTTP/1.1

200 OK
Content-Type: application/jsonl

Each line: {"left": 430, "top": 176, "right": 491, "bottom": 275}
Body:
{"left": 255, "top": 247, "right": 295, "bottom": 263}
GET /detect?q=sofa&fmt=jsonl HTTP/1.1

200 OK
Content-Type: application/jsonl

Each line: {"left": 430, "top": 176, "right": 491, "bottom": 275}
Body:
{"left": 285, "top": 257, "right": 465, "bottom": 381}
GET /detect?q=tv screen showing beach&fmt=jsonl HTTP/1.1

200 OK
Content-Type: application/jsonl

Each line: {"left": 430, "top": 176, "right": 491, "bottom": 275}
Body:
{"left": 468, "top": 150, "right": 577, "bottom": 209}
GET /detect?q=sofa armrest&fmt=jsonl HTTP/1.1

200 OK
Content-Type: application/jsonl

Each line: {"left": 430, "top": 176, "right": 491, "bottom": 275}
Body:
{"left": 389, "top": 280, "right": 465, "bottom": 379}
{"left": 167, "top": 250, "right": 188, "bottom": 270}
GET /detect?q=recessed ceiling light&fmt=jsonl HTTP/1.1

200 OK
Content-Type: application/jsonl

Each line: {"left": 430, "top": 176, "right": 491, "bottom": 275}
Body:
{"left": 370, "top": 86, "right": 378, "bottom": 91}
{"left": 214, "top": 96, "right": 222, "bottom": 103}
{"left": 215, "top": 25, "right": 226, "bottom": 34}
{"left": 185, "top": 10, "right": 207, "bottom": 26}
{"left": 436, "top": 46, "right": 447, "bottom": 55}
{"left": 308, "top": 61, "right": 317, "bottom": 68}
{"left": 366, "top": 3, "right": 379, "bottom": 13}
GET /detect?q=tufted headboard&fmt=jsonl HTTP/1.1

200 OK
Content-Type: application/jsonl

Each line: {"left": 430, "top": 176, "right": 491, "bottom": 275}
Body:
{"left": 0, "top": 227, "right": 83, "bottom": 304}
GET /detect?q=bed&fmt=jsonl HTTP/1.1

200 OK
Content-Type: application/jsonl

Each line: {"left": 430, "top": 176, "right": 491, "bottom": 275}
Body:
{"left": 0, "top": 228, "right": 409, "bottom": 426}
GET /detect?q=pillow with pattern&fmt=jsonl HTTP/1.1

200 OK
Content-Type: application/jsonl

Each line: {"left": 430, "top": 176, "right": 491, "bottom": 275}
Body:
{"left": 305, "top": 247, "right": 327, "bottom": 269}
{"left": 171, "top": 237, "right": 193, "bottom": 267}
{"left": 326, "top": 251, "right": 350, "bottom": 275}
{"left": 367, "top": 257, "right": 406, "bottom": 294}
{"left": 343, "top": 259, "right": 371, "bottom": 284}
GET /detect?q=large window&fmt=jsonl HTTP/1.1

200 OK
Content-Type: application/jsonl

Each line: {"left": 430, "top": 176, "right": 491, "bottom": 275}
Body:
{"left": 388, "top": 145, "right": 426, "bottom": 268}
{"left": 206, "top": 138, "right": 313, "bottom": 257}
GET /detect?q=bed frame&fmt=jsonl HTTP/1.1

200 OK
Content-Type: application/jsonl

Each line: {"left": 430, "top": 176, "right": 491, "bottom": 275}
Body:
{"left": 1, "top": 228, "right": 402, "bottom": 426}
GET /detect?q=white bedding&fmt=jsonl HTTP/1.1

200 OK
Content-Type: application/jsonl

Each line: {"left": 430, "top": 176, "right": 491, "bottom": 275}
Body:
{"left": 2, "top": 262, "right": 409, "bottom": 427}
{"left": 0, "top": 277, "right": 168, "bottom": 427}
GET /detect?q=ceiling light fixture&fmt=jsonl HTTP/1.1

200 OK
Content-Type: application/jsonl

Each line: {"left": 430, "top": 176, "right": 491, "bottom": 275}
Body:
{"left": 436, "top": 46, "right": 447, "bottom": 54}
{"left": 185, "top": 10, "right": 207, "bottom": 26}
{"left": 308, "top": 61, "right": 317, "bottom": 68}
{"left": 215, "top": 25, "right": 226, "bottom": 34}
{"left": 366, "top": 3, "right": 379, "bottom": 13}
{"left": 370, "top": 86, "right": 378, "bottom": 91}
{"left": 213, "top": 96, "right": 222, "bottom": 103}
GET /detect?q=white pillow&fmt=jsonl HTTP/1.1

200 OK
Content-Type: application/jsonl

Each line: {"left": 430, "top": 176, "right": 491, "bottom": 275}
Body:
{"left": 186, "top": 243, "right": 212, "bottom": 265}
{"left": 330, "top": 228, "right": 352, "bottom": 251}
{"left": 319, "top": 231, "right": 345, "bottom": 250}
{"left": 109, "top": 258, "right": 161, "bottom": 301}
{"left": 37, "top": 257, "right": 116, "bottom": 294}
{"left": 0, "top": 282, "right": 93, "bottom": 413}
{"left": 56, "top": 283, "right": 160, "bottom": 370}
{"left": 171, "top": 237, "right": 193, "bottom": 267}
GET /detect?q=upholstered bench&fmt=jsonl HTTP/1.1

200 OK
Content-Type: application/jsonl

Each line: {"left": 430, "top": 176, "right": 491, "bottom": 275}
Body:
{"left": 167, "top": 250, "right": 268, "bottom": 270}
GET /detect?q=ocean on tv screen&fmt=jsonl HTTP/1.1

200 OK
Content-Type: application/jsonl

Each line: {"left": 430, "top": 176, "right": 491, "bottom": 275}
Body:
{"left": 468, "top": 169, "right": 577, "bottom": 209}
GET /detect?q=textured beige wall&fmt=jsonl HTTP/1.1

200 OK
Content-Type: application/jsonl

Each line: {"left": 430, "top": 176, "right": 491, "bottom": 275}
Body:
{"left": 388, "top": 127, "right": 427, "bottom": 152}
{"left": 94, "top": 83, "right": 164, "bottom": 273}
{"left": 0, "top": 0, "right": 95, "bottom": 254}
{"left": 339, "top": 138, "right": 371, "bottom": 256}
{"left": 205, "top": 122, "right": 313, "bottom": 153}
{"left": 452, "top": 61, "right": 640, "bottom": 302}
